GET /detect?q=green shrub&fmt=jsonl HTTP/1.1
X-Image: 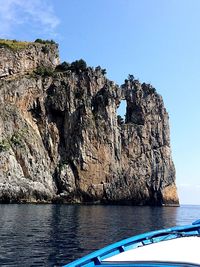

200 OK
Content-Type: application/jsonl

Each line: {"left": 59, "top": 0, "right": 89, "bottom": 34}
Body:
{"left": 70, "top": 59, "right": 87, "bottom": 72}
{"left": 34, "top": 39, "right": 56, "bottom": 45}
{"left": 55, "top": 61, "right": 70, "bottom": 71}
{"left": 128, "top": 74, "right": 135, "bottom": 82}
{"left": 55, "top": 59, "right": 87, "bottom": 73}
{"left": 11, "top": 133, "right": 22, "bottom": 146}
{"left": 0, "top": 139, "right": 10, "bottom": 152}
{"left": 10, "top": 128, "right": 28, "bottom": 147}
{"left": 34, "top": 39, "right": 43, "bottom": 43}
{"left": 34, "top": 66, "right": 54, "bottom": 77}
{"left": 124, "top": 79, "right": 128, "bottom": 84}
{"left": 59, "top": 161, "right": 68, "bottom": 171}
{"left": 95, "top": 66, "right": 101, "bottom": 71}
{"left": 95, "top": 66, "right": 106, "bottom": 75}
{"left": 41, "top": 45, "right": 49, "bottom": 54}
{"left": 142, "top": 83, "right": 156, "bottom": 94}
{"left": 101, "top": 68, "right": 107, "bottom": 75}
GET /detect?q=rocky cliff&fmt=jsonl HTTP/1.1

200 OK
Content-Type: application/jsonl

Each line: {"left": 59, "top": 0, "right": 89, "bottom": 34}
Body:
{"left": 0, "top": 40, "right": 179, "bottom": 205}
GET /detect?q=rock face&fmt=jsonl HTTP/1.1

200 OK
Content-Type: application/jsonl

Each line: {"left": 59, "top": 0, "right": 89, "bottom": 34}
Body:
{"left": 0, "top": 41, "right": 179, "bottom": 205}
{"left": 0, "top": 42, "right": 59, "bottom": 78}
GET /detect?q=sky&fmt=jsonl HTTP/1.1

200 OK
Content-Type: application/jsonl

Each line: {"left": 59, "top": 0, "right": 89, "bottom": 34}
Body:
{"left": 0, "top": 0, "right": 199, "bottom": 205}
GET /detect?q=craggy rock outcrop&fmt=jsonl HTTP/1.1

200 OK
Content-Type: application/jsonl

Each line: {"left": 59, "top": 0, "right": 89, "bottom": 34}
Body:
{"left": 0, "top": 41, "right": 179, "bottom": 205}
{"left": 0, "top": 42, "right": 59, "bottom": 78}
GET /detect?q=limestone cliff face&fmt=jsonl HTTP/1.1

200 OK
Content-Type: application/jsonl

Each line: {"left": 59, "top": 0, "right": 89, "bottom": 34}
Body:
{"left": 0, "top": 42, "right": 59, "bottom": 78}
{"left": 0, "top": 41, "right": 179, "bottom": 205}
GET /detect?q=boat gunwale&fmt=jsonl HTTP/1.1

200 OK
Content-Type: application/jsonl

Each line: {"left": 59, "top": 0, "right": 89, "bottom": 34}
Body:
{"left": 63, "top": 221, "right": 200, "bottom": 267}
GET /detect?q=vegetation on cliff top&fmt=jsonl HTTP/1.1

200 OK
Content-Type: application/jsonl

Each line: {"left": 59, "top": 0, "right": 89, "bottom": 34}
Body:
{"left": 55, "top": 59, "right": 87, "bottom": 73}
{"left": 0, "top": 39, "right": 57, "bottom": 51}
{"left": 122, "top": 74, "right": 156, "bottom": 94}
{"left": 56, "top": 60, "right": 107, "bottom": 76}
{"left": 0, "top": 39, "right": 30, "bottom": 50}
{"left": 34, "top": 39, "right": 57, "bottom": 45}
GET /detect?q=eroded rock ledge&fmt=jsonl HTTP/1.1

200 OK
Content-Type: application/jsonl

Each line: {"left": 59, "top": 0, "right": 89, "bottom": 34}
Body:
{"left": 0, "top": 40, "right": 179, "bottom": 205}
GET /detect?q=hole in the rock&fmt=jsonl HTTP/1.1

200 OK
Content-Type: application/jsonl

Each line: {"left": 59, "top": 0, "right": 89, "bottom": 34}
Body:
{"left": 117, "top": 99, "right": 126, "bottom": 125}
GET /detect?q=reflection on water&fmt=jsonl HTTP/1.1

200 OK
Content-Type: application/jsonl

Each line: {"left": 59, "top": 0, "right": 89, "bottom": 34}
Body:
{"left": 0, "top": 204, "right": 199, "bottom": 266}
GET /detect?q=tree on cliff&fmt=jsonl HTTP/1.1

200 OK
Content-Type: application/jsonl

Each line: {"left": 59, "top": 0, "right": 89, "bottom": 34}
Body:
{"left": 128, "top": 74, "right": 135, "bottom": 81}
{"left": 56, "top": 59, "right": 87, "bottom": 73}
{"left": 70, "top": 59, "right": 87, "bottom": 72}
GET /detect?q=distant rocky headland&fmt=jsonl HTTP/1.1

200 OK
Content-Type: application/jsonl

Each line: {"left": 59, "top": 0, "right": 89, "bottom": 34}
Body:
{"left": 0, "top": 39, "right": 179, "bottom": 205}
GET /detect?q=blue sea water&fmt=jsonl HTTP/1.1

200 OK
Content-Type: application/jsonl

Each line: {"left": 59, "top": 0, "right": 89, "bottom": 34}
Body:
{"left": 0, "top": 204, "right": 199, "bottom": 266}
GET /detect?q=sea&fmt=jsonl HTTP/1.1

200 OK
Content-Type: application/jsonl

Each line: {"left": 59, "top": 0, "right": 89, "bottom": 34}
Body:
{"left": 0, "top": 204, "right": 199, "bottom": 267}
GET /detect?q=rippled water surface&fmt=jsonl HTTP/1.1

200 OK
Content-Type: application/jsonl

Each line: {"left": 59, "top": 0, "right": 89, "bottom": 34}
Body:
{"left": 0, "top": 204, "right": 199, "bottom": 266}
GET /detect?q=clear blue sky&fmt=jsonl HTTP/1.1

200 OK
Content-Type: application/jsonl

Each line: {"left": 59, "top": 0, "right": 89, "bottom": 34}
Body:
{"left": 0, "top": 0, "right": 199, "bottom": 205}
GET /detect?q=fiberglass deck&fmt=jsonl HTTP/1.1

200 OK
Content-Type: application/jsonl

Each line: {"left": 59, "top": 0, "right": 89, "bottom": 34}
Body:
{"left": 104, "top": 236, "right": 200, "bottom": 265}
